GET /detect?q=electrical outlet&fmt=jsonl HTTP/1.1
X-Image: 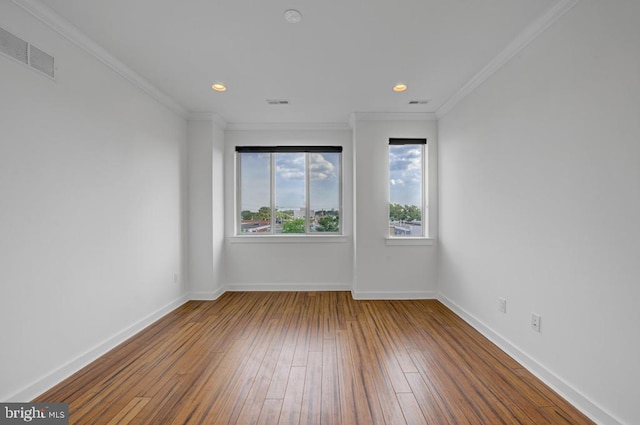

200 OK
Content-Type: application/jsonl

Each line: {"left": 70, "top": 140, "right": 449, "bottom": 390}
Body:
{"left": 498, "top": 297, "right": 507, "bottom": 313}
{"left": 531, "top": 313, "right": 541, "bottom": 332}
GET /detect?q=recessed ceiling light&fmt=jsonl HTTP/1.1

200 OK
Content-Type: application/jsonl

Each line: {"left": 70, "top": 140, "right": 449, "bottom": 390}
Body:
{"left": 211, "top": 83, "right": 227, "bottom": 92}
{"left": 284, "top": 9, "right": 302, "bottom": 24}
{"left": 393, "top": 84, "right": 408, "bottom": 92}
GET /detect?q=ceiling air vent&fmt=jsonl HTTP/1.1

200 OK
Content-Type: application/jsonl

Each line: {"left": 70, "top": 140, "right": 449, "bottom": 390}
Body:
{"left": 266, "top": 99, "right": 290, "bottom": 105}
{"left": 0, "top": 26, "right": 55, "bottom": 79}
{"left": 408, "top": 100, "right": 430, "bottom": 105}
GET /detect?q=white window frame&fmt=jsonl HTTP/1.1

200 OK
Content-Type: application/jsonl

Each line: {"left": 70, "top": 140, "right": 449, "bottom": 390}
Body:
{"left": 235, "top": 146, "right": 343, "bottom": 237}
{"left": 387, "top": 138, "right": 430, "bottom": 243}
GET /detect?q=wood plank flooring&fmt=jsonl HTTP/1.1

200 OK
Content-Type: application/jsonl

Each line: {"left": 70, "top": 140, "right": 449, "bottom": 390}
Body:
{"left": 35, "top": 292, "right": 595, "bottom": 424}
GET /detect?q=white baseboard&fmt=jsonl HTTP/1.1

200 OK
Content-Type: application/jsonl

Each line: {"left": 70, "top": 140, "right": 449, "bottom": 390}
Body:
{"left": 6, "top": 294, "right": 189, "bottom": 402}
{"left": 223, "top": 283, "right": 352, "bottom": 292}
{"left": 192, "top": 286, "right": 436, "bottom": 300}
{"left": 351, "top": 290, "right": 437, "bottom": 300}
{"left": 189, "top": 287, "right": 226, "bottom": 300}
{"left": 437, "top": 293, "right": 623, "bottom": 425}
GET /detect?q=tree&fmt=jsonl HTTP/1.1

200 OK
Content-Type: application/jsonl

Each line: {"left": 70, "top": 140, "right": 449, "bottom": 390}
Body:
{"left": 404, "top": 204, "right": 422, "bottom": 222}
{"left": 277, "top": 210, "right": 293, "bottom": 221}
{"left": 241, "top": 210, "right": 253, "bottom": 220}
{"left": 389, "top": 203, "right": 421, "bottom": 222}
{"left": 389, "top": 203, "right": 405, "bottom": 222}
{"left": 316, "top": 216, "right": 339, "bottom": 232}
{"left": 257, "top": 206, "right": 271, "bottom": 220}
{"left": 282, "top": 218, "right": 305, "bottom": 233}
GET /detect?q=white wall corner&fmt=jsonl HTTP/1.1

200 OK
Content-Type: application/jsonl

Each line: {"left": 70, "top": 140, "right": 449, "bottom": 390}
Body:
{"left": 436, "top": 293, "right": 624, "bottom": 425}
{"left": 12, "top": 0, "right": 190, "bottom": 119}
{"left": 435, "top": 0, "right": 580, "bottom": 119}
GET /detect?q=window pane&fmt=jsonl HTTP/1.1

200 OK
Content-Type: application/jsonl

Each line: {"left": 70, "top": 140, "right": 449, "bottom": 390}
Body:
{"left": 309, "top": 152, "right": 340, "bottom": 233}
{"left": 239, "top": 153, "right": 271, "bottom": 233}
{"left": 389, "top": 144, "right": 423, "bottom": 237}
{"left": 275, "top": 152, "right": 306, "bottom": 234}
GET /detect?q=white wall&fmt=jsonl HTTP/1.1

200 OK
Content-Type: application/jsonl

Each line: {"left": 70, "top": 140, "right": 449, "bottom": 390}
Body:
{"left": 187, "top": 118, "right": 225, "bottom": 299}
{"left": 438, "top": 1, "right": 640, "bottom": 424}
{"left": 223, "top": 128, "right": 353, "bottom": 290}
{"left": 0, "top": 3, "right": 188, "bottom": 401}
{"left": 352, "top": 116, "right": 439, "bottom": 298}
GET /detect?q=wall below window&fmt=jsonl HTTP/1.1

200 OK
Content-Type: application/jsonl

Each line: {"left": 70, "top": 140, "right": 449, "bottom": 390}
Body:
{"left": 438, "top": 1, "right": 640, "bottom": 424}
{"left": 0, "top": 2, "right": 188, "bottom": 401}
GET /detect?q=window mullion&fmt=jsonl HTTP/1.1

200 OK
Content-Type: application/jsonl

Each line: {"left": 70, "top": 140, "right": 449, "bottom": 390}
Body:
{"left": 236, "top": 152, "right": 241, "bottom": 234}
{"left": 271, "top": 153, "right": 276, "bottom": 234}
{"left": 420, "top": 145, "right": 428, "bottom": 237}
{"left": 421, "top": 145, "right": 426, "bottom": 237}
{"left": 305, "top": 153, "right": 310, "bottom": 234}
{"left": 339, "top": 153, "right": 343, "bottom": 234}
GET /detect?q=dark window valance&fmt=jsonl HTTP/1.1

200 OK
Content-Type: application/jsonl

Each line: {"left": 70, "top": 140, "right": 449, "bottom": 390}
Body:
{"left": 388, "top": 138, "right": 427, "bottom": 145}
{"left": 236, "top": 146, "right": 342, "bottom": 153}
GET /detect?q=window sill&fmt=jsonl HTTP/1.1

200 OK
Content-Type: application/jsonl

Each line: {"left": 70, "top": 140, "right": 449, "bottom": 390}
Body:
{"left": 230, "top": 235, "right": 349, "bottom": 244}
{"left": 385, "top": 237, "right": 435, "bottom": 246}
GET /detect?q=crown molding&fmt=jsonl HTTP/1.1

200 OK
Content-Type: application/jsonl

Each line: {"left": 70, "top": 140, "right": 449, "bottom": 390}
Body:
{"left": 187, "top": 112, "right": 227, "bottom": 129}
{"left": 225, "top": 122, "right": 351, "bottom": 132}
{"left": 12, "top": 0, "right": 190, "bottom": 119}
{"left": 436, "top": 0, "right": 580, "bottom": 119}
{"left": 350, "top": 112, "right": 437, "bottom": 124}
{"left": 187, "top": 112, "right": 215, "bottom": 121}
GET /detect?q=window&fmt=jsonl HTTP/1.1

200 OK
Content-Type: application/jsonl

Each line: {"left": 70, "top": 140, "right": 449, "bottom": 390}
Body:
{"left": 388, "top": 138, "right": 427, "bottom": 238}
{"left": 236, "top": 146, "right": 342, "bottom": 235}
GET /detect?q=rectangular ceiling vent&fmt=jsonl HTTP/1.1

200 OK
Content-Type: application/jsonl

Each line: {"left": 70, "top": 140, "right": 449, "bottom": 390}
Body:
{"left": 408, "top": 100, "right": 430, "bottom": 105}
{"left": 0, "top": 26, "right": 55, "bottom": 79}
{"left": 266, "top": 99, "right": 290, "bottom": 105}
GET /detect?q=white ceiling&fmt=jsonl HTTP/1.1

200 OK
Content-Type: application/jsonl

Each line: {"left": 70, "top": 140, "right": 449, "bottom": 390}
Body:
{"left": 38, "top": 0, "right": 557, "bottom": 124}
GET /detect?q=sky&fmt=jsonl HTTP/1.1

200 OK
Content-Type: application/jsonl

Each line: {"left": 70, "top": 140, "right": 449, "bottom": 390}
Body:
{"left": 240, "top": 147, "right": 422, "bottom": 213}
{"left": 240, "top": 152, "right": 340, "bottom": 212}
{"left": 389, "top": 144, "right": 423, "bottom": 207}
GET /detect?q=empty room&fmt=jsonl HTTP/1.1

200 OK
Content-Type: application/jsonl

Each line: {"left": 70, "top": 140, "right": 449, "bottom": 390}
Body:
{"left": 1, "top": 0, "right": 638, "bottom": 424}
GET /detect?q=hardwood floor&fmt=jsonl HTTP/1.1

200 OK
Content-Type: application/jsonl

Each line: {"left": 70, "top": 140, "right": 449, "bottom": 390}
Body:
{"left": 35, "top": 292, "right": 594, "bottom": 424}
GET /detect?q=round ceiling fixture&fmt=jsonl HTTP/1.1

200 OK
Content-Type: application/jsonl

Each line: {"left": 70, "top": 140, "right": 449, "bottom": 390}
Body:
{"left": 284, "top": 9, "right": 302, "bottom": 24}
{"left": 211, "top": 83, "right": 227, "bottom": 92}
{"left": 393, "top": 84, "right": 408, "bottom": 92}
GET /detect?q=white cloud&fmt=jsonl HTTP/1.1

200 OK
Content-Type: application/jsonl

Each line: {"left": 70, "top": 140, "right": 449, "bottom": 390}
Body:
{"left": 276, "top": 153, "right": 305, "bottom": 180}
{"left": 389, "top": 145, "right": 423, "bottom": 206}
{"left": 309, "top": 153, "right": 336, "bottom": 180}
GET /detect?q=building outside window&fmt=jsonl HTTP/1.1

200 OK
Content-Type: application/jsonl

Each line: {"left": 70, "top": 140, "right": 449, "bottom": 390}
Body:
{"left": 236, "top": 146, "right": 342, "bottom": 235}
{"left": 388, "top": 138, "right": 427, "bottom": 238}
